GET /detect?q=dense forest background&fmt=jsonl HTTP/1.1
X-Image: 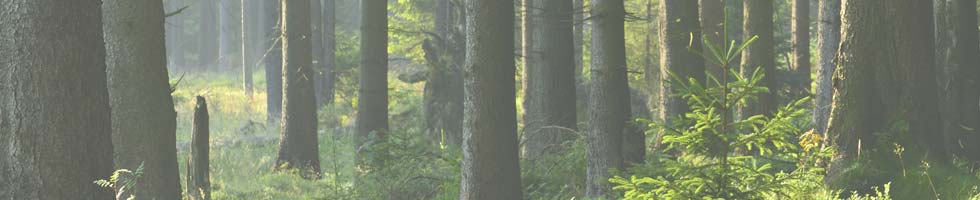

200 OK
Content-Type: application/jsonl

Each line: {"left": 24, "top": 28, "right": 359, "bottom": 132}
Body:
{"left": 4, "top": 0, "right": 980, "bottom": 199}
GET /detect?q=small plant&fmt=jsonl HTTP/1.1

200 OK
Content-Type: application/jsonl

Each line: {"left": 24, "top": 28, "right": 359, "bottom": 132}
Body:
{"left": 94, "top": 162, "right": 144, "bottom": 200}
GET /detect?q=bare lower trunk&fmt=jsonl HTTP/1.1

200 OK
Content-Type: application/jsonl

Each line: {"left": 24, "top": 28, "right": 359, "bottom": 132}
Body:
{"left": 586, "top": 0, "right": 628, "bottom": 198}
{"left": 814, "top": 0, "right": 840, "bottom": 137}
{"left": 276, "top": 0, "right": 321, "bottom": 178}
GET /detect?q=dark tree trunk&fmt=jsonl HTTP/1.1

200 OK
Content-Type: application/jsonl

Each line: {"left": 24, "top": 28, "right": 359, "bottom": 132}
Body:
{"left": 814, "top": 0, "right": 840, "bottom": 137}
{"left": 586, "top": 0, "right": 629, "bottom": 198}
{"left": 660, "top": 0, "right": 705, "bottom": 123}
{"left": 791, "top": 0, "right": 811, "bottom": 97}
{"left": 424, "top": 0, "right": 465, "bottom": 148}
{"left": 739, "top": 0, "right": 776, "bottom": 118}
{"left": 276, "top": 0, "right": 321, "bottom": 179}
{"left": 188, "top": 96, "right": 211, "bottom": 200}
{"left": 521, "top": 0, "right": 578, "bottom": 160}
{"left": 264, "top": 0, "right": 284, "bottom": 126}
{"left": 103, "top": 0, "right": 181, "bottom": 198}
{"left": 311, "top": 0, "right": 326, "bottom": 107}
{"left": 357, "top": 0, "right": 390, "bottom": 167}
{"left": 200, "top": 0, "right": 219, "bottom": 69}
{"left": 459, "top": 0, "right": 523, "bottom": 199}
{"left": 0, "top": 1, "right": 113, "bottom": 198}
{"left": 318, "top": 0, "right": 338, "bottom": 107}
{"left": 243, "top": 0, "right": 257, "bottom": 98}
{"left": 935, "top": 0, "right": 980, "bottom": 160}
{"left": 701, "top": 0, "right": 725, "bottom": 80}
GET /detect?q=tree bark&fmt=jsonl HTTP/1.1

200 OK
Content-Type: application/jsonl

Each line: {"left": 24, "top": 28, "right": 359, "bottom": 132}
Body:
{"left": 319, "top": 0, "right": 338, "bottom": 107}
{"left": 460, "top": 0, "right": 523, "bottom": 199}
{"left": 521, "top": 0, "right": 578, "bottom": 160}
{"left": 103, "top": 0, "right": 181, "bottom": 198}
{"left": 0, "top": 1, "right": 114, "bottom": 198}
{"left": 586, "top": 0, "right": 628, "bottom": 198}
{"left": 200, "top": 0, "right": 219, "bottom": 69}
{"left": 276, "top": 0, "right": 321, "bottom": 179}
{"left": 935, "top": 0, "right": 980, "bottom": 160}
{"left": 739, "top": 0, "right": 776, "bottom": 118}
{"left": 700, "top": 0, "right": 725, "bottom": 81}
{"left": 311, "top": 0, "right": 326, "bottom": 107}
{"left": 242, "top": 0, "right": 256, "bottom": 98}
{"left": 357, "top": 0, "right": 390, "bottom": 167}
{"left": 424, "top": 0, "right": 465, "bottom": 148}
{"left": 791, "top": 0, "right": 811, "bottom": 98}
{"left": 188, "top": 96, "right": 211, "bottom": 200}
{"left": 660, "top": 0, "right": 705, "bottom": 124}
{"left": 219, "top": 0, "right": 243, "bottom": 73}
{"left": 814, "top": 0, "right": 840, "bottom": 137}
{"left": 264, "top": 0, "right": 284, "bottom": 126}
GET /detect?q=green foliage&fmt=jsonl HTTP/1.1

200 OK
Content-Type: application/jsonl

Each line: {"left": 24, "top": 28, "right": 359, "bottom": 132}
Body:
{"left": 94, "top": 162, "right": 144, "bottom": 200}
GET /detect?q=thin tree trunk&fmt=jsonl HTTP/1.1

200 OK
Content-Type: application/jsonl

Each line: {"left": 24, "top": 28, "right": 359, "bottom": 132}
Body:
{"left": 791, "top": 0, "right": 811, "bottom": 97}
{"left": 586, "top": 0, "right": 628, "bottom": 198}
{"left": 265, "top": 0, "right": 284, "bottom": 126}
{"left": 276, "top": 0, "right": 321, "bottom": 179}
{"left": 320, "top": 0, "right": 338, "bottom": 107}
{"left": 103, "top": 0, "right": 181, "bottom": 198}
{"left": 200, "top": 0, "right": 219, "bottom": 69}
{"left": 739, "top": 0, "right": 776, "bottom": 118}
{"left": 312, "top": 0, "right": 326, "bottom": 107}
{"left": 521, "top": 0, "right": 578, "bottom": 160}
{"left": 0, "top": 1, "right": 113, "bottom": 198}
{"left": 188, "top": 96, "right": 211, "bottom": 200}
{"left": 243, "top": 0, "right": 255, "bottom": 98}
{"left": 460, "top": 0, "right": 523, "bottom": 199}
{"left": 219, "top": 0, "right": 243, "bottom": 73}
{"left": 814, "top": 0, "right": 839, "bottom": 137}
{"left": 357, "top": 0, "right": 390, "bottom": 168}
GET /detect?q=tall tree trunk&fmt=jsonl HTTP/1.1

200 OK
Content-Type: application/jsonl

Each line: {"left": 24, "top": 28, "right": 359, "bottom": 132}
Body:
{"left": 357, "top": 0, "right": 390, "bottom": 167}
{"left": 574, "top": 0, "right": 587, "bottom": 122}
{"left": 660, "top": 0, "right": 705, "bottom": 124}
{"left": 521, "top": 0, "right": 578, "bottom": 160}
{"left": 311, "top": 0, "right": 326, "bottom": 107}
{"left": 265, "top": 0, "right": 284, "bottom": 126}
{"left": 791, "top": 0, "right": 811, "bottom": 98}
{"left": 739, "top": 0, "right": 776, "bottom": 118}
{"left": 827, "top": 0, "right": 946, "bottom": 185}
{"left": 460, "top": 0, "right": 523, "bottom": 199}
{"left": 319, "top": 0, "right": 338, "bottom": 107}
{"left": 187, "top": 96, "right": 211, "bottom": 200}
{"left": 814, "top": 0, "right": 840, "bottom": 137}
{"left": 243, "top": 0, "right": 256, "bottom": 98}
{"left": 935, "top": 0, "right": 980, "bottom": 160}
{"left": 219, "top": 0, "right": 243, "bottom": 73}
{"left": 200, "top": 0, "right": 219, "bottom": 69}
{"left": 103, "top": 0, "right": 181, "bottom": 198}
{"left": 586, "top": 0, "right": 628, "bottom": 198}
{"left": 0, "top": 1, "right": 113, "bottom": 198}
{"left": 424, "top": 0, "right": 465, "bottom": 148}
{"left": 700, "top": 0, "right": 725, "bottom": 81}
{"left": 276, "top": 0, "right": 321, "bottom": 179}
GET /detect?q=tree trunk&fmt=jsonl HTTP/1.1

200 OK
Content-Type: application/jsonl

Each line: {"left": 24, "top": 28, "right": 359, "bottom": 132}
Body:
{"left": 586, "top": 0, "right": 628, "bottom": 198}
{"left": 200, "top": 0, "right": 219, "bottom": 69}
{"left": 814, "top": 0, "right": 839, "bottom": 137}
{"left": 357, "top": 0, "right": 390, "bottom": 167}
{"left": 827, "top": 0, "right": 946, "bottom": 184}
{"left": 219, "top": 0, "right": 243, "bottom": 73}
{"left": 264, "top": 0, "right": 284, "bottom": 126}
{"left": 242, "top": 0, "right": 256, "bottom": 98}
{"left": 188, "top": 96, "right": 211, "bottom": 200}
{"left": 459, "top": 0, "right": 523, "bottom": 199}
{"left": 424, "top": 0, "right": 465, "bottom": 148}
{"left": 700, "top": 0, "right": 725, "bottom": 81}
{"left": 660, "top": 0, "right": 705, "bottom": 124}
{"left": 103, "top": 0, "right": 181, "bottom": 198}
{"left": 276, "top": 0, "right": 321, "bottom": 179}
{"left": 311, "top": 0, "right": 326, "bottom": 107}
{"left": 0, "top": 1, "right": 113, "bottom": 198}
{"left": 739, "top": 0, "right": 776, "bottom": 118}
{"left": 521, "top": 0, "right": 578, "bottom": 160}
{"left": 935, "top": 0, "right": 980, "bottom": 160}
{"left": 319, "top": 0, "right": 338, "bottom": 107}
{"left": 574, "top": 0, "right": 587, "bottom": 123}
{"left": 791, "top": 0, "right": 811, "bottom": 98}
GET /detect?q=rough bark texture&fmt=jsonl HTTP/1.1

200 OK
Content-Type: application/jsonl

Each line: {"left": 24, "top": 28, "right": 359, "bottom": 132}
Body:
{"left": 660, "top": 0, "right": 705, "bottom": 123}
{"left": 276, "top": 0, "right": 321, "bottom": 178}
{"left": 935, "top": 0, "right": 980, "bottom": 160}
{"left": 424, "top": 0, "right": 465, "bottom": 148}
{"left": 318, "top": 0, "right": 338, "bottom": 107}
{"left": 103, "top": 0, "right": 181, "bottom": 198}
{"left": 188, "top": 96, "right": 211, "bottom": 200}
{"left": 357, "top": 0, "right": 390, "bottom": 167}
{"left": 827, "top": 0, "right": 946, "bottom": 184}
{"left": 586, "top": 0, "right": 628, "bottom": 198}
{"left": 739, "top": 0, "right": 776, "bottom": 118}
{"left": 814, "top": 0, "right": 840, "bottom": 136}
{"left": 521, "top": 0, "right": 578, "bottom": 160}
{"left": 791, "top": 0, "right": 811, "bottom": 97}
{"left": 0, "top": 1, "right": 114, "bottom": 198}
{"left": 460, "top": 0, "right": 523, "bottom": 199}
{"left": 264, "top": 0, "right": 284, "bottom": 126}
